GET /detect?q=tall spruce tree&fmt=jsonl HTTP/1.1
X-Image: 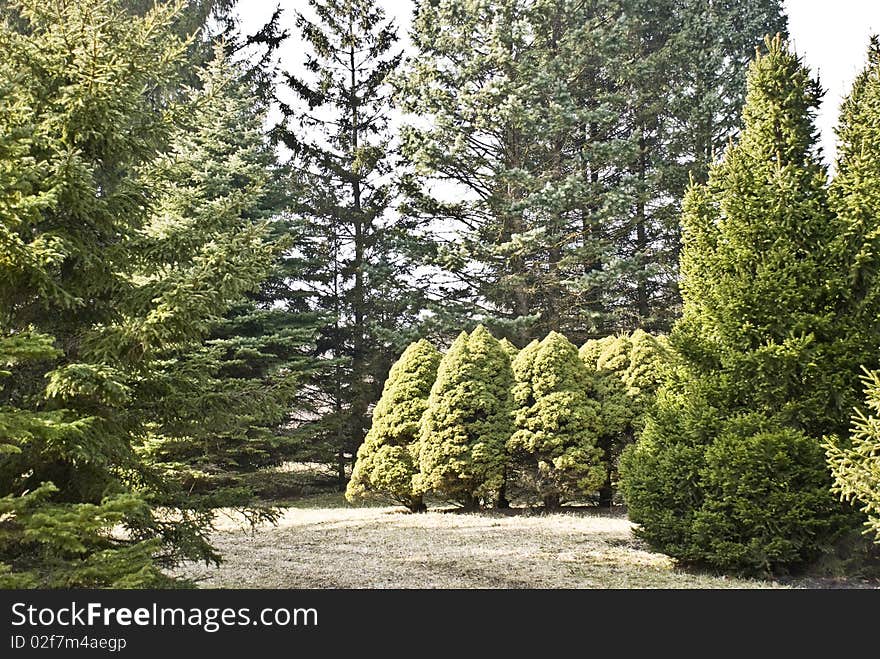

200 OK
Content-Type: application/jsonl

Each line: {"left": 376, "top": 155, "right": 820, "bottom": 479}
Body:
{"left": 135, "top": 49, "right": 316, "bottom": 484}
{"left": 823, "top": 38, "right": 880, "bottom": 545}
{"left": 399, "top": 0, "right": 786, "bottom": 340}
{"left": 619, "top": 38, "right": 856, "bottom": 574}
{"left": 276, "top": 0, "right": 428, "bottom": 487}
{"left": 417, "top": 326, "right": 513, "bottom": 510}
{"left": 0, "top": 0, "right": 279, "bottom": 587}
{"left": 346, "top": 339, "right": 441, "bottom": 511}
{"left": 509, "top": 332, "right": 605, "bottom": 509}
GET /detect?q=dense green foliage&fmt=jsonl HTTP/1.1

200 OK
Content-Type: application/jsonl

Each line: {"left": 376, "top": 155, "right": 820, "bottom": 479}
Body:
{"left": 509, "top": 333, "right": 604, "bottom": 508}
{"left": 0, "top": 0, "right": 284, "bottom": 587}
{"left": 416, "top": 327, "right": 513, "bottom": 509}
{"left": 822, "top": 40, "right": 880, "bottom": 547}
{"left": 398, "top": 0, "right": 786, "bottom": 341}
{"left": 579, "top": 330, "right": 673, "bottom": 506}
{"left": 826, "top": 370, "right": 880, "bottom": 544}
{"left": 133, "top": 50, "right": 314, "bottom": 483}
{"left": 276, "top": 0, "right": 429, "bottom": 486}
{"left": 7, "top": 0, "right": 880, "bottom": 587}
{"left": 619, "top": 37, "right": 860, "bottom": 574}
{"left": 346, "top": 340, "right": 440, "bottom": 511}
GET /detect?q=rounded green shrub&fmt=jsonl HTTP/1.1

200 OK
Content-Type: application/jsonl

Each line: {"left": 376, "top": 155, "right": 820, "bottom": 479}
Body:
{"left": 416, "top": 326, "right": 513, "bottom": 509}
{"left": 509, "top": 332, "right": 605, "bottom": 509}
{"left": 694, "top": 426, "right": 847, "bottom": 573}
{"left": 346, "top": 339, "right": 441, "bottom": 511}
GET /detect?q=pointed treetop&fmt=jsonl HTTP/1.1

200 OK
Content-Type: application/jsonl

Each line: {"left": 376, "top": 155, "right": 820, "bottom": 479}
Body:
{"left": 498, "top": 337, "right": 518, "bottom": 358}
{"left": 739, "top": 34, "right": 824, "bottom": 166}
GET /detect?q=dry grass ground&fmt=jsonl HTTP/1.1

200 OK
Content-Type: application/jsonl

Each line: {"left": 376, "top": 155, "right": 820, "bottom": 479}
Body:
{"left": 173, "top": 495, "right": 788, "bottom": 589}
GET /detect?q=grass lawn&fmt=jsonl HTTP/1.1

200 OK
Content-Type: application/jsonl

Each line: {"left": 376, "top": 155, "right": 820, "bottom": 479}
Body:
{"left": 172, "top": 493, "right": 856, "bottom": 589}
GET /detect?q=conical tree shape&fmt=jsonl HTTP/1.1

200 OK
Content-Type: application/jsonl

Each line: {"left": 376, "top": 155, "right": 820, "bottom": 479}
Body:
{"left": 578, "top": 336, "right": 616, "bottom": 371}
{"left": 499, "top": 338, "right": 519, "bottom": 360}
{"left": 509, "top": 332, "right": 605, "bottom": 509}
{"left": 596, "top": 335, "right": 632, "bottom": 374}
{"left": 825, "top": 369, "right": 880, "bottom": 544}
{"left": 828, "top": 37, "right": 880, "bottom": 387}
{"left": 824, "top": 39, "right": 880, "bottom": 545}
{"left": 346, "top": 340, "right": 441, "bottom": 512}
{"left": 580, "top": 330, "right": 674, "bottom": 508}
{"left": 417, "top": 326, "right": 513, "bottom": 510}
{"left": 0, "top": 0, "right": 278, "bottom": 587}
{"left": 623, "top": 330, "right": 674, "bottom": 430}
{"left": 620, "top": 37, "right": 854, "bottom": 574}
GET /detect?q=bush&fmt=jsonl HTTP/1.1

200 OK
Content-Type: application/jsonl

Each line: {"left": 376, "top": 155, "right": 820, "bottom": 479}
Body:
{"left": 416, "top": 326, "right": 513, "bottom": 509}
{"left": 694, "top": 426, "right": 846, "bottom": 574}
{"left": 346, "top": 340, "right": 441, "bottom": 511}
{"left": 508, "top": 332, "right": 605, "bottom": 508}
{"left": 622, "top": 410, "right": 850, "bottom": 574}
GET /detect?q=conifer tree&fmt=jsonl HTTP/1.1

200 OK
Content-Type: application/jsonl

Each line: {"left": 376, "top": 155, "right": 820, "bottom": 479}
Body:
{"left": 827, "top": 36, "right": 880, "bottom": 404}
{"left": 623, "top": 330, "right": 674, "bottom": 430}
{"left": 499, "top": 338, "right": 519, "bottom": 360}
{"left": 619, "top": 38, "right": 855, "bottom": 573}
{"left": 577, "top": 331, "right": 671, "bottom": 507}
{"left": 346, "top": 339, "right": 440, "bottom": 512}
{"left": 509, "top": 332, "right": 604, "bottom": 509}
{"left": 417, "top": 326, "right": 513, "bottom": 510}
{"left": 399, "top": 0, "right": 785, "bottom": 340}
{"left": 0, "top": 0, "right": 278, "bottom": 587}
{"left": 135, "top": 49, "right": 316, "bottom": 483}
{"left": 825, "top": 370, "right": 880, "bottom": 543}
{"left": 578, "top": 336, "right": 616, "bottom": 371}
{"left": 276, "top": 0, "right": 428, "bottom": 486}
{"left": 823, "top": 38, "right": 880, "bottom": 545}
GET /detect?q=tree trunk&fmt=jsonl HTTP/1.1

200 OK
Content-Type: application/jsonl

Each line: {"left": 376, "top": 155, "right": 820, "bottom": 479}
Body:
{"left": 408, "top": 495, "right": 427, "bottom": 514}
{"left": 462, "top": 493, "right": 480, "bottom": 512}
{"left": 543, "top": 493, "right": 561, "bottom": 511}
{"left": 495, "top": 476, "right": 511, "bottom": 510}
{"left": 635, "top": 130, "right": 649, "bottom": 321}
{"left": 348, "top": 28, "right": 369, "bottom": 461}
{"left": 336, "top": 448, "right": 346, "bottom": 492}
{"left": 598, "top": 482, "right": 614, "bottom": 509}
{"left": 598, "top": 439, "right": 614, "bottom": 508}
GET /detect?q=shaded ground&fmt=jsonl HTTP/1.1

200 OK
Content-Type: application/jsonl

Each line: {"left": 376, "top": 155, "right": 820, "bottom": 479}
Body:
{"left": 173, "top": 496, "right": 797, "bottom": 589}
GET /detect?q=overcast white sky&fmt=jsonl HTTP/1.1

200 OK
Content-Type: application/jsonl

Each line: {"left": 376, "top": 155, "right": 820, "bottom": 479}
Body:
{"left": 237, "top": 0, "right": 880, "bottom": 165}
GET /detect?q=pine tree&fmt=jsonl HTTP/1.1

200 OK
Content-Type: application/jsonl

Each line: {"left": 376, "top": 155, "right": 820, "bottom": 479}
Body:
{"left": 399, "top": 0, "right": 786, "bottom": 340}
{"left": 619, "top": 37, "right": 855, "bottom": 574}
{"left": 669, "top": 1, "right": 789, "bottom": 185}
{"left": 623, "top": 330, "right": 674, "bottom": 431}
{"left": 509, "top": 332, "right": 604, "bottom": 509}
{"left": 0, "top": 0, "right": 278, "bottom": 587}
{"left": 827, "top": 36, "right": 880, "bottom": 404}
{"left": 417, "top": 326, "right": 513, "bottom": 510}
{"left": 276, "top": 0, "right": 428, "bottom": 487}
{"left": 346, "top": 339, "right": 440, "bottom": 512}
{"left": 577, "top": 331, "right": 671, "bottom": 507}
{"left": 398, "top": 0, "right": 623, "bottom": 343}
{"left": 499, "top": 338, "right": 519, "bottom": 360}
